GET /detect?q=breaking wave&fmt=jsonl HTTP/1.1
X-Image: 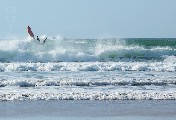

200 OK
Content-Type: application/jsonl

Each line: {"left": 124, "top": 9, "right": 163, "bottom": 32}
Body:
{"left": 0, "top": 57, "right": 175, "bottom": 72}
{"left": 0, "top": 37, "right": 175, "bottom": 62}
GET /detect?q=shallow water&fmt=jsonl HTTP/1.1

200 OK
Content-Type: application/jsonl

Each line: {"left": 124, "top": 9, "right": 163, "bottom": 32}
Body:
{"left": 0, "top": 71, "right": 176, "bottom": 100}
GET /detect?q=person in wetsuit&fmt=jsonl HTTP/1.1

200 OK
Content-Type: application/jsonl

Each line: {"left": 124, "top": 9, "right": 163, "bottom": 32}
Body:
{"left": 36, "top": 36, "right": 40, "bottom": 42}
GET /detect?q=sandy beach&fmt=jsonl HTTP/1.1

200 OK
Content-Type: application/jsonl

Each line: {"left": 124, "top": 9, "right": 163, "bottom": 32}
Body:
{"left": 0, "top": 100, "right": 176, "bottom": 120}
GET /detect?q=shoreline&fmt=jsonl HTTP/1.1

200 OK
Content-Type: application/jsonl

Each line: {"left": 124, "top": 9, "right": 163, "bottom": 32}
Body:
{"left": 0, "top": 100, "right": 176, "bottom": 120}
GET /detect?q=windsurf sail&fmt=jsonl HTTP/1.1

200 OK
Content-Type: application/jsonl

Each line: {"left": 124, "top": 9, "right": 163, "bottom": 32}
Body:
{"left": 27, "top": 26, "right": 35, "bottom": 39}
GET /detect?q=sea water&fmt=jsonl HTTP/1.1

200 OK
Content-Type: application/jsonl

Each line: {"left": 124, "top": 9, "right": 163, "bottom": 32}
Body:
{"left": 0, "top": 37, "right": 176, "bottom": 100}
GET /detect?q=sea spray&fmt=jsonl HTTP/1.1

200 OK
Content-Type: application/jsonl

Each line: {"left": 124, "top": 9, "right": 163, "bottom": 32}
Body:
{"left": 0, "top": 38, "right": 175, "bottom": 62}
{"left": 0, "top": 37, "right": 176, "bottom": 100}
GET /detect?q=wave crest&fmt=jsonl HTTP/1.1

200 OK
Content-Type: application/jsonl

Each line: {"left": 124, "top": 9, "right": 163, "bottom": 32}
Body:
{"left": 0, "top": 37, "right": 175, "bottom": 62}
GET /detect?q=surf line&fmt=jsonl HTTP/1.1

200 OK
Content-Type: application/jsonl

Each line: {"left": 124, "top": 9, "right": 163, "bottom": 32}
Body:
{"left": 27, "top": 26, "right": 47, "bottom": 44}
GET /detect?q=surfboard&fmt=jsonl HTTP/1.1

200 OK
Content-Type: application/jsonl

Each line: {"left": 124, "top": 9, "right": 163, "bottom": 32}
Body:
{"left": 43, "top": 38, "right": 47, "bottom": 43}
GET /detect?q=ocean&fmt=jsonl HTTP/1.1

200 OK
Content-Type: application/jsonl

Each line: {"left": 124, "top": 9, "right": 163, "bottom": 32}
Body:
{"left": 0, "top": 37, "right": 176, "bottom": 100}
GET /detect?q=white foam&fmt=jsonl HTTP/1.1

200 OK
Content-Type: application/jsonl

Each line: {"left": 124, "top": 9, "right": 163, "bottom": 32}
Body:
{"left": 0, "top": 38, "right": 175, "bottom": 101}
{"left": 0, "top": 68, "right": 176, "bottom": 101}
{"left": 0, "top": 37, "right": 175, "bottom": 62}
{"left": 0, "top": 86, "right": 176, "bottom": 100}
{"left": 0, "top": 58, "right": 175, "bottom": 72}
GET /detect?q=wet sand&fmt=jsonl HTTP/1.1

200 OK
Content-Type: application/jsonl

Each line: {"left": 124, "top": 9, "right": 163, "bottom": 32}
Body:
{"left": 0, "top": 100, "right": 176, "bottom": 120}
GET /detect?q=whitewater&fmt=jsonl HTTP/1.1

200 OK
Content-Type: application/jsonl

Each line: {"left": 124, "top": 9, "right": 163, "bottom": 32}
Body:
{"left": 0, "top": 37, "right": 176, "bottom": 100}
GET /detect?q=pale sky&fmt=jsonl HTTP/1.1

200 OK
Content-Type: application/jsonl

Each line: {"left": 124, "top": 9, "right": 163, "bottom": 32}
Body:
{"left": 0, "top": 0, "right": 176, "bottom": 38}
